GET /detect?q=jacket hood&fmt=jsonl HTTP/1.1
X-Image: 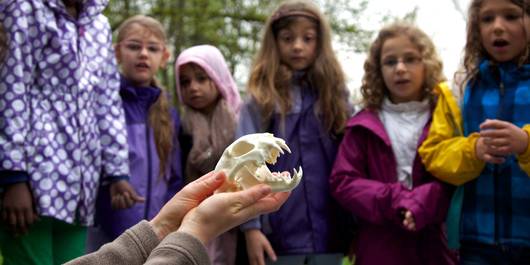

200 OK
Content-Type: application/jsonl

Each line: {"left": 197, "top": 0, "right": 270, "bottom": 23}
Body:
{"left": 174, "top": 44, "right": 242, "bottom": 116}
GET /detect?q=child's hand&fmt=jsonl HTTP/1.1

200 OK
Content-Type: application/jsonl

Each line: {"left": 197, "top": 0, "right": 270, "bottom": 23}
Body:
{"left": 402, "top": 210, "right": 416, "bottom": 231}
{"left": 245, "top": 228, "right": 277, "bottom": 265}
{"left": 480, "top": 119, "right": 529, "bottom": 156}
{"left": 110, "top": 180, "right": 145, "bottom": 209}
{"left": 1, "top": 182, "right": 38, "bottom": 235}
{"left": 476, "top": 137, "right": 506, "bottom": 164}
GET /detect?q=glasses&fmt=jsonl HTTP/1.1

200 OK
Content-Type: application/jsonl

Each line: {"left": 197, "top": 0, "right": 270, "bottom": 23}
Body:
{"left": 120, "top": 41, "right": 164, "bottom": 54}
{"left": 381, "top": 55, "right": 423, "bottom": 70}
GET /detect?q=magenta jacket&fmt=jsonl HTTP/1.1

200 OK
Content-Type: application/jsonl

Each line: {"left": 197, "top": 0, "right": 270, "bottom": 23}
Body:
{"left": 330, "top": 109, "right": 456, "bottom": 265}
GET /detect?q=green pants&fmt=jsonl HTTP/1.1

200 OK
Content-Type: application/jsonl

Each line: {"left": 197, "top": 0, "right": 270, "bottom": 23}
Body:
{"left": 0, "top": 217, "right": 86, "bottom": 265}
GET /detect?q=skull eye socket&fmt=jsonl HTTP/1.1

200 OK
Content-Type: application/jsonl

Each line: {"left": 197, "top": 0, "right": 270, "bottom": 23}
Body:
{"left": 231, "top": 141, "right": 255, "bottom": 157}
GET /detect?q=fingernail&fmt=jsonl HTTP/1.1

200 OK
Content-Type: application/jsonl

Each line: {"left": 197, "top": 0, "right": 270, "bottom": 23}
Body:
{"left": 214, "top": 173, "right": 223, "bottom": 181}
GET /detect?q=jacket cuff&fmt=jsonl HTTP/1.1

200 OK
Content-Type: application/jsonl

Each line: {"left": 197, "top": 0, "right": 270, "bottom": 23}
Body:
{"left": 466, "top": 133, "right": 482, "bottom": 161}
{"left": 239, "top": 218, "right": 261, "bottom": 231}
{"left": 517, "top": 125, "right": 530, "bottom": 162}
{"left": 399, "top": 197, "right": 426, "bottom": 232}
{"left": 0, "top": 170, "right": 29, "bottom": 186}
{"left": 101, "top": 175, "right": 129, "bottom": 186}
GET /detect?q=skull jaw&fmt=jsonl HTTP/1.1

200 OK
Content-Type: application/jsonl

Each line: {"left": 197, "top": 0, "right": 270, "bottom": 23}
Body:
{"left": 217, "top": 165, "right": 302, "bottom": 193}
{"left": 214, "top": 133, "right": 303, "bottom": 193}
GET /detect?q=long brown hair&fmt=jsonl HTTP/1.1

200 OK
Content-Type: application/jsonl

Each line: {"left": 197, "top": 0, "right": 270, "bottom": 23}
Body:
{"left": 461, "top": 0, "right": 530, "bottom": 91}
{"left": 361, "top": 22, "right": 446, "bottom": 110}
{"left": 247, "top": 0, "right": 350, "bottom": 134}
{"left": 116, "top": 15, "right": 174, "bottom": 177}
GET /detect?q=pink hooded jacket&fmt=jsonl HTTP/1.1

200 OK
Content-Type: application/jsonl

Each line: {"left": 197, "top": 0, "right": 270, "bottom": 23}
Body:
{"left": 174, "top": 45, "right": 241, "bottom": 116}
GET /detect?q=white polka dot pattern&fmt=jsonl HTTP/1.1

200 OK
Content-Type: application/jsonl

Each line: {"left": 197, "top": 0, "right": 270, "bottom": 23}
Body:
{"left": 0, "top": 0, "right": 129, "bottom": 226}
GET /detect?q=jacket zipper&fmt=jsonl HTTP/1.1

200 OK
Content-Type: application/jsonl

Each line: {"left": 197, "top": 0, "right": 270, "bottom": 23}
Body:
{"left": 144, "top": 125, "right": 152, "bottom": 219}
{"left": 494, "top": 80, "right": 505, "bottom": 245}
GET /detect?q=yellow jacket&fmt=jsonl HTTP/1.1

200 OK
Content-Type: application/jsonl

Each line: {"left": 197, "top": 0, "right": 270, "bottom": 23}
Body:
{"left": 418, "top": 82, "right": 530, "bottom": 185}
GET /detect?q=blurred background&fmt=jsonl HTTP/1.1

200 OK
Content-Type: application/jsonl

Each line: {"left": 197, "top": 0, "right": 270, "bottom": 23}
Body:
{"left": 103, "top": 0, "right": 471, "bottom": 104}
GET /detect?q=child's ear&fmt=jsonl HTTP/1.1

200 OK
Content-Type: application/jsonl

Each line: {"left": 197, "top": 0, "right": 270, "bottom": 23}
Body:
{"left": 160, "top": 49, "right": 171, "bottom": 69}
{"left": 114, "top": 43, "right": 122, "bottom": 64}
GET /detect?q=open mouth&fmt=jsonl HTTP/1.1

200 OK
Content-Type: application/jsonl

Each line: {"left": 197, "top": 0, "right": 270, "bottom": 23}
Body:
{"left": 215, "top": 133, "right": 303, "bottom": 192}
{"left": 136, "top": 62, "right": 150, "bottom": 70}
{"left": 493, "top": 39, "right": 509, "bottom": 48}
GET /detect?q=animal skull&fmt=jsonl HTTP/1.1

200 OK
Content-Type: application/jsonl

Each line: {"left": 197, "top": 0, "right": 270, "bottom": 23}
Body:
{"left": 215, "top": 133, "right": 303, "bottom": 192}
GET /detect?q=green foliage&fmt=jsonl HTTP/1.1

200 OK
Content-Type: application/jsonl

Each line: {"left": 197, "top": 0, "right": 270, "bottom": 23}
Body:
{"left": 321, "top": 0, "right": 373, "bottom": 53}
{"left": 104, "top": 0, "right": 376, "bottom": 96}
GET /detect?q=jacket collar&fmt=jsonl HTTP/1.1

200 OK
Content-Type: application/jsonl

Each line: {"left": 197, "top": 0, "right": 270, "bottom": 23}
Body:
{"left": 478, "top": 59, "right": 530, "bottom": 86}
{"left": 347, "top": 109, "right": 392, "bottom": 146}
{"left": 347, "top": 106, "right": 432, "bottom": 148}
{"left": 120, "top": 76, "right": 161, "bottom": 105}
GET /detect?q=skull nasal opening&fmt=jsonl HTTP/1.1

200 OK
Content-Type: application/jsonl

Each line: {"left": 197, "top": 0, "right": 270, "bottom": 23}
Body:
{"left": 231, "top": 142, "right": 255, "bottom": 157}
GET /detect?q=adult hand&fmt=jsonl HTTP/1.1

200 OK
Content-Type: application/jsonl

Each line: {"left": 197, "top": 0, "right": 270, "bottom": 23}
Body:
{"left": 149, "top": 171, "right": 227, "bottom": 240}
{"left": 245, "top": 228, "right": 277, "bottom": 265}
{"left": 110, "top": 180, "right": 145, "bottom": 209}
{"left": 1, "top": 182, "right": 38, "bottom": 235}
{"left": 178, "top": 183, "right": 289, "bottom": 248}
{"left": 480, "top": 119, "right": 529, "bottom": 156}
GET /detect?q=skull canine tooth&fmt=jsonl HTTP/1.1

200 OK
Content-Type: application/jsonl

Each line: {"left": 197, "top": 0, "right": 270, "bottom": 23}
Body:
{"left": 214, "top": 133, "right": 303, "bottom": 192}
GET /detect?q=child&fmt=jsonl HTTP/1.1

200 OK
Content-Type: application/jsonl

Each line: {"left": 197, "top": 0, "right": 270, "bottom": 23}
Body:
{"left": 0, "top": 0, "right": 129, "bottom": 264}
{"left": 237, "top": 1, "right": 352, "bottom": 264}
{"left": 330, "top": 22, "right": 457, "bottom": 265}
{"left": 175, "top": 44, "right": 242, "bottom": 265}
{"left": 86, "top": 15, "right": 183, "bottom": 252}
{"left": 419, "top": 0, "right": 530, "bottom": 263}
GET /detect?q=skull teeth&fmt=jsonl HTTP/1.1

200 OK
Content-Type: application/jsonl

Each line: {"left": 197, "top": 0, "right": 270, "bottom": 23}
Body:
{"left": 214, "top": 133, "right": 302, "bottom": 193}
{"left": 279, "top": 141, "right": 291, "bottom": 153}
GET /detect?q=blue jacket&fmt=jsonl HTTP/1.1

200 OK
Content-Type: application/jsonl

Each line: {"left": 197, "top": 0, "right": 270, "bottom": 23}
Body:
{"left": 93, "top": 78, "right": 183, "bottom": 240}
{"left": 461, "top": 60, "right": 530, "bottom": 247}
{"left": 238, "top": 78, "right": 350, "bottom": 255}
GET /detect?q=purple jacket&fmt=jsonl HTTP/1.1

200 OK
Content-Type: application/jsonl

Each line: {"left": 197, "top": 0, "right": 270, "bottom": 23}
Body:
{"left": 92, "top": 78, "right": 183, "bottom": 239}
{"left": 238, "top": 81, "right": 350, "bottom": 255}
{"left": 330, "top": 109, "right": 456, "bottom": 265}
{"left": 0, "top": 0, "right": 129, "bottom": 225}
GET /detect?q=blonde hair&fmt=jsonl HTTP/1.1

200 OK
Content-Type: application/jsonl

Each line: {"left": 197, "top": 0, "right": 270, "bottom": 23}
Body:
{"left": 247, "top": 0, "right": 350, "bottom": 134}
{"left": 361, "top": 22, "right": 446, "bottom": 110}
{"left": 116, "top": 15, "right": 174, "bottom": 177}
{"left": 461, "top": 0, "right": 530, "bottom": 91}
{"left": 0, "top": 23, "right": 7, "bottom": 63}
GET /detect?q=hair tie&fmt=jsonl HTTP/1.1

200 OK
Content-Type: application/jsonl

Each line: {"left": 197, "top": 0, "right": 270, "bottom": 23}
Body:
{"left": 271, "top": 9, "right": 318, "bottom": 23}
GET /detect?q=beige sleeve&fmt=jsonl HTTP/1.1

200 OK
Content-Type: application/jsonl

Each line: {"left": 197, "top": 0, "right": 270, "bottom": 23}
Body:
{"left": 145, "top": 231, "right": 211, "bottom": 265}
{"left": 65, "top": 220, "right": 160, "bottom": 265}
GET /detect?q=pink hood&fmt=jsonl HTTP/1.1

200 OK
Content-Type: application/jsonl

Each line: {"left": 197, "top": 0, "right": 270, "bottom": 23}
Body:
{"left": 175, "top": 45, "right": 241, "bottom": 116}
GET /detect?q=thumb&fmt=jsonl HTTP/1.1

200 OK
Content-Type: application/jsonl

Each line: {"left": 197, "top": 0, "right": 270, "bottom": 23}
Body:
{"left": 131, "top": 192, "right": 146, "bottom": 203}
{"left": 128, "top": 187, "right": 145, "bottom": 203}
{"left": 185, "top": 171, "right": 227, "bottom": 201}
{"left": 232, "top": 185, "right": 272, "bottom": 213}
